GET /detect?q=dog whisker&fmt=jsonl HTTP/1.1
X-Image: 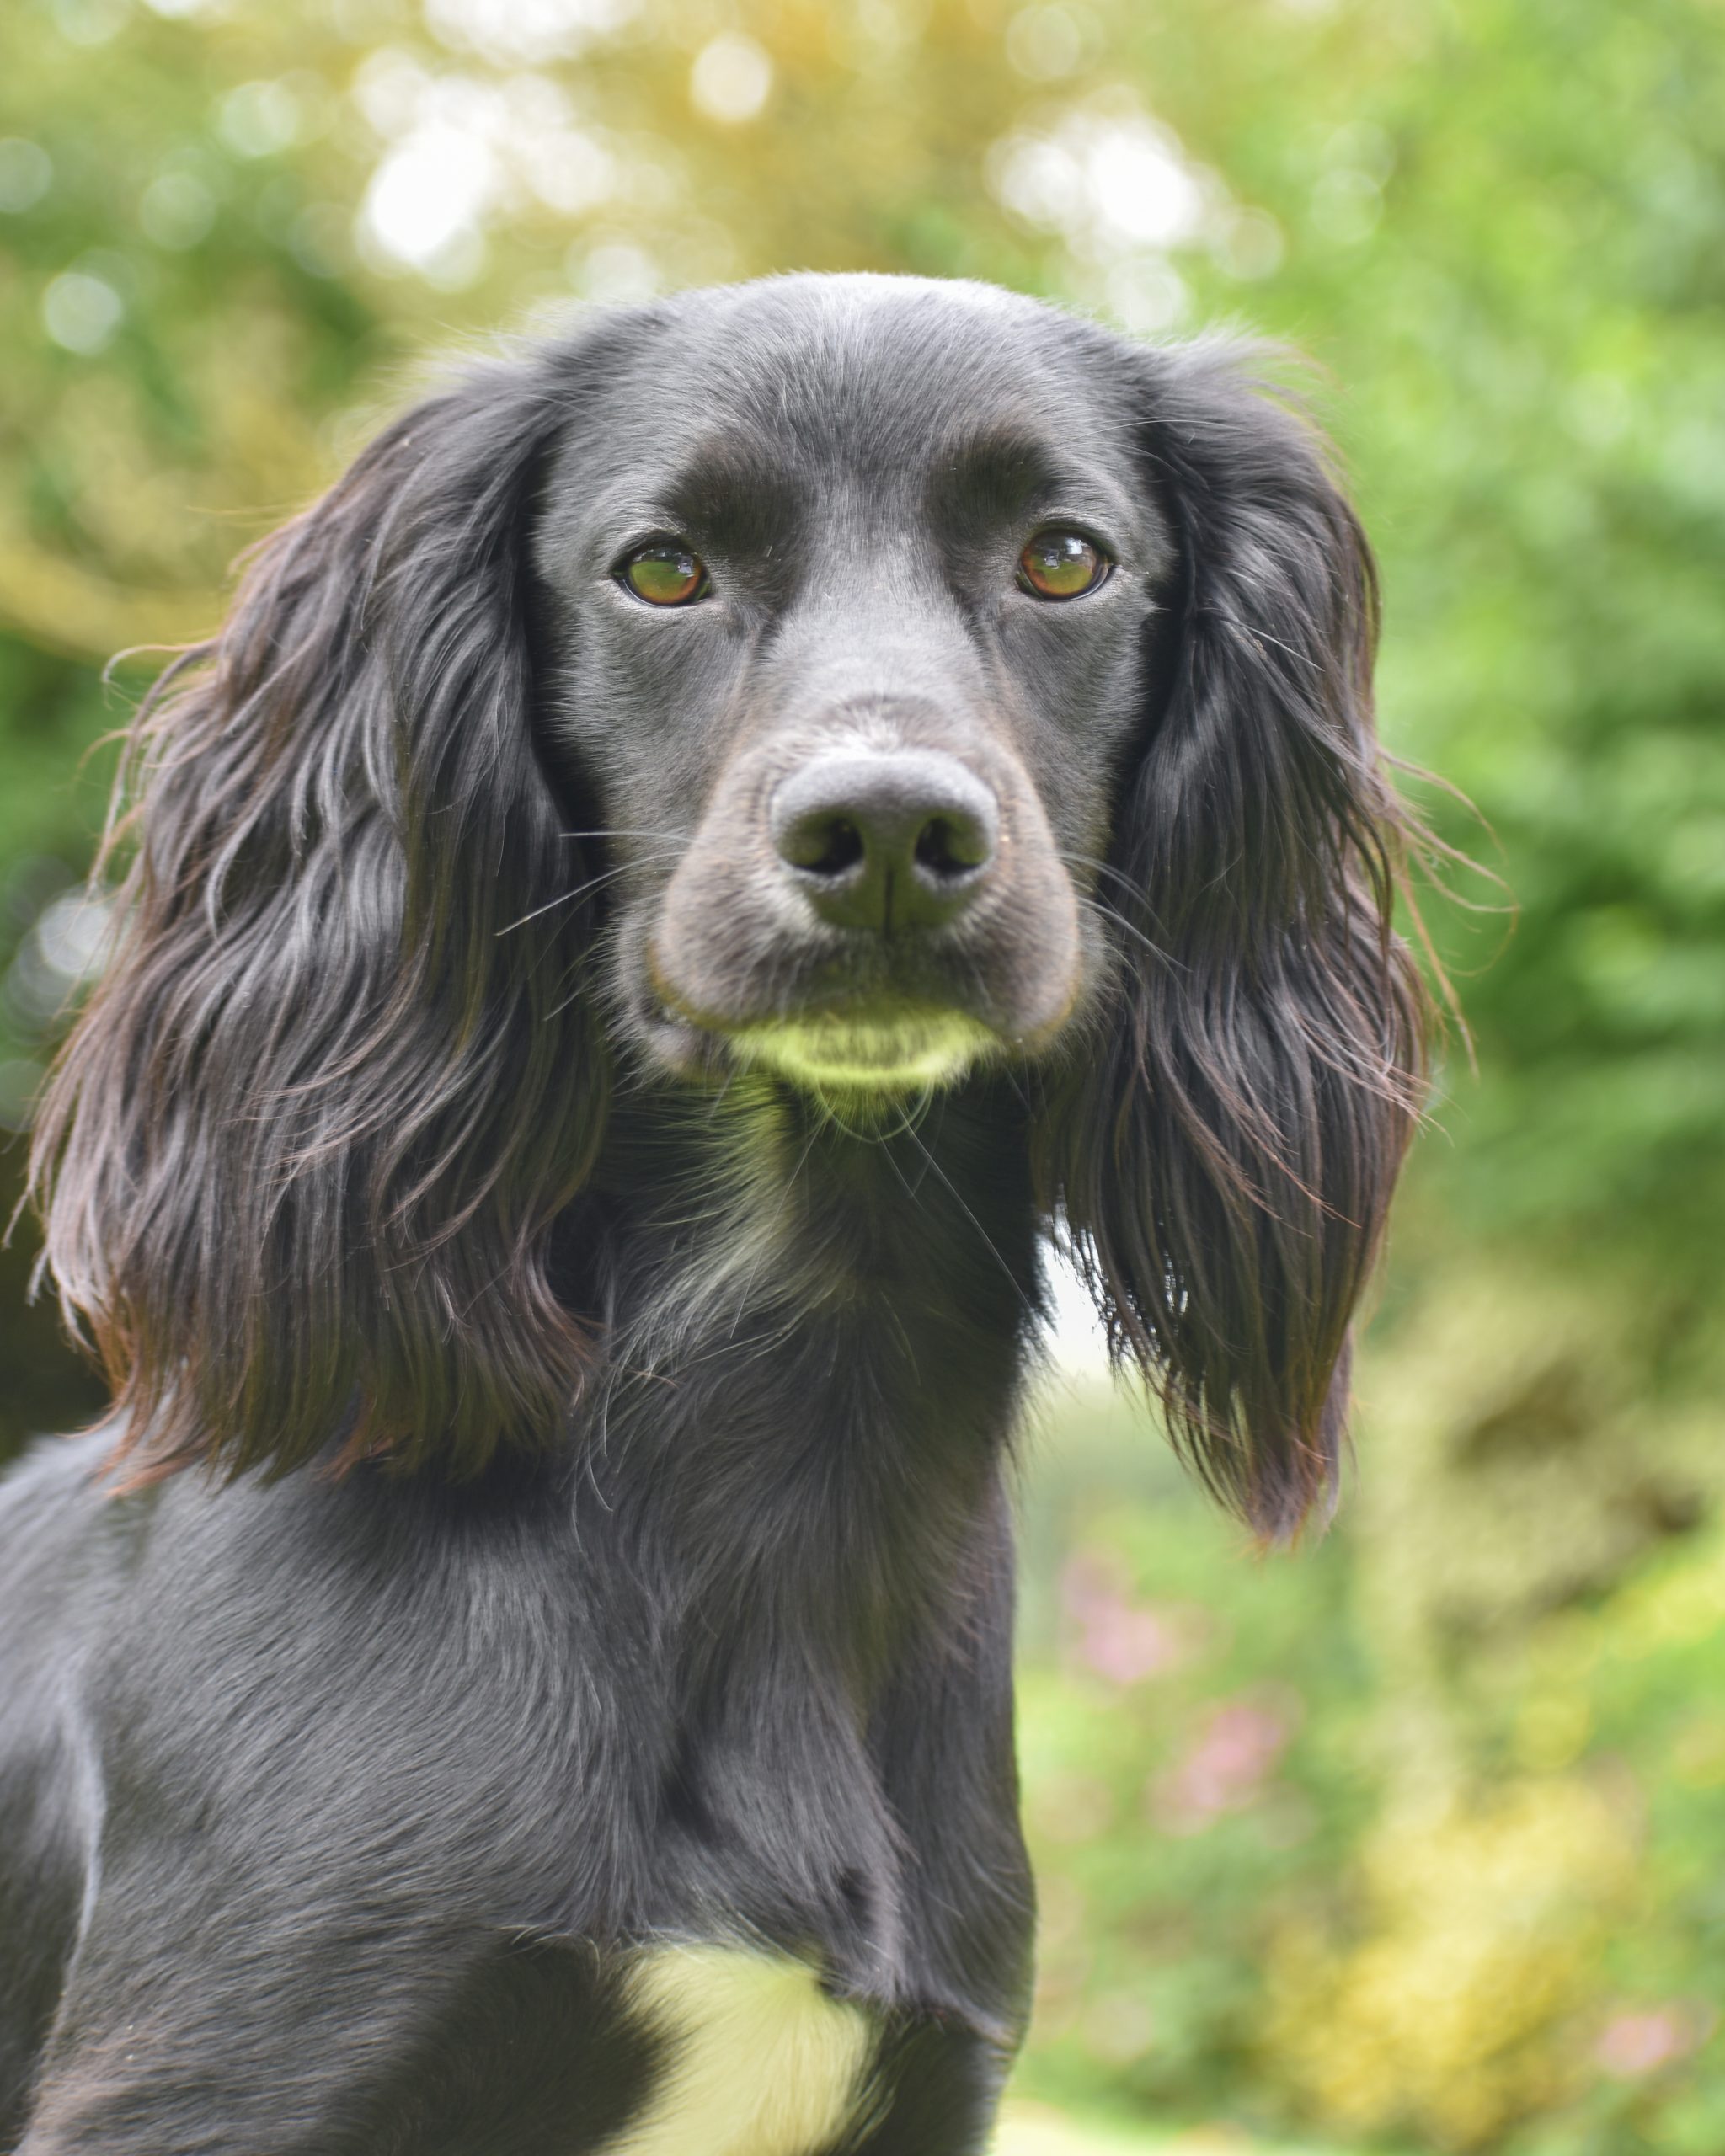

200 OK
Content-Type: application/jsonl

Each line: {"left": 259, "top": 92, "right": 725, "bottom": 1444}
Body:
{"left": 558, "top": 827, "right": 685, "bottom": 847}
{"left": 1056, "top": 846, "right": 1159, "bottom": 914}
{"left": 495, "top": 862, "right": 634, "bottom": 937}
{"left": 1075, "top": 891, "right": 1182, "bottom": 972}
{"left": 900, "top": 1120, "right": 1040, "bottom": 1331}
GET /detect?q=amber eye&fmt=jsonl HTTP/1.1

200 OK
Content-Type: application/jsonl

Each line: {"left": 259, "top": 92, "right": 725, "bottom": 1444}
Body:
{"left": 1017, "top": 530, "right": 1109, "bottom": 600}
{"left": 621, "top": 543, "right": 709, "bottom": 606}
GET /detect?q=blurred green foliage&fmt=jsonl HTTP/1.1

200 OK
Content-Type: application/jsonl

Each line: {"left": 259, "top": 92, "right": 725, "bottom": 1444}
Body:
{"left": 2, "top": 0, "right": 1722, "bottom": 2145}
{"left": 1016, "top": 1382, "right": 1725, "bottom": 2152}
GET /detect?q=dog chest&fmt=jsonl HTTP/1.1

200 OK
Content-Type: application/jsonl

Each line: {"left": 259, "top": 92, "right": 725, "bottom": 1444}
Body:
{"left": 607, "top": 1944, "right": 874, "bottom": 2155}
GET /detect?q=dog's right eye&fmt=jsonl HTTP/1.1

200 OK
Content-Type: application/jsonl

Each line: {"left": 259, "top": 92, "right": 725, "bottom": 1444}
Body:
{"left": 1017, "top": 530, "right": 1110, "bottom": 600}
{"left": 620, "top": 544, "right": 710, "bottom": 606}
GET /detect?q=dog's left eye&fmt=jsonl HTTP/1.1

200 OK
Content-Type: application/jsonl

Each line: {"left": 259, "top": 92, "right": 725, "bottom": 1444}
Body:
{"left": 1017, "top": 530, "right": 1111, "bottom": 600}
{"left": 620, "top": 544, "right": 711, "bottom": 606}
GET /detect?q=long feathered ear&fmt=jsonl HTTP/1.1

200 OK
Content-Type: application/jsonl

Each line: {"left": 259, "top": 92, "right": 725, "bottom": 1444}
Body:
{"left": 1041, "top": 344, "right": 1432, "bottom": 1541}
{"left": 30, "top": 344, "right": 611, "bottom": 1482}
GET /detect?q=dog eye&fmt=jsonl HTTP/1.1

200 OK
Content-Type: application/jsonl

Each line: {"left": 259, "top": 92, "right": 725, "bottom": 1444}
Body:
{"left": 620, "top": 544, "right": 710, "bottom": 606}
{"left": 1017, "top": 530, "right": 1110, "bottom": 600}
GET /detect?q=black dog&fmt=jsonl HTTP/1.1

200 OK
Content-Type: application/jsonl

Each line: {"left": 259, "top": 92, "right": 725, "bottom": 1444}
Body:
{"left": 0, "top": 275, "right": 1427, "bottom": 2153}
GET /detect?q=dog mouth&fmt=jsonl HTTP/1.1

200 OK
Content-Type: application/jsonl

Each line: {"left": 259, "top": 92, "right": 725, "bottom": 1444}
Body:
{"left": 726, "top": 1011, "right": 999, "bottom": 1093}
{"left": 642, "top": 966, "right": 1003, "bottom": 1098}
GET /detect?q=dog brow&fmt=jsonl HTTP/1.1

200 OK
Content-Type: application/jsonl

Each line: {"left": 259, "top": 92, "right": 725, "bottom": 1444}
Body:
{"left": 930, "top": 420, "right": 1061, "bottom": 497}
{"left": 644, "top": 431, "right": 810, "bottom": 547}
{"left": 923, "top": 419, "right": 1133, "bottom": 536}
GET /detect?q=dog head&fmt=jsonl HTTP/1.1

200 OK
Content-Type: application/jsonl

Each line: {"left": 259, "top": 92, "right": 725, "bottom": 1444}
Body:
{"left": 33, "top": 275, "right": 1428, "bottom": 1532}
{"left": 531, "top": 279, "right": 1162, "bottom": 1097}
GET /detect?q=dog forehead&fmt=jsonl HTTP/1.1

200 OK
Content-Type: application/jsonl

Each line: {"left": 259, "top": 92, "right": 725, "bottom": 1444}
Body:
{"left": 558, "top": 275, "right": 1135, "bottom": 504}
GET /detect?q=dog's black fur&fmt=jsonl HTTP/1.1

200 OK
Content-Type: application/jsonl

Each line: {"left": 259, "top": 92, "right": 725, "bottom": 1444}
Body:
{"left": 0, "top": 276, "right": 1427, "bottom": 2153}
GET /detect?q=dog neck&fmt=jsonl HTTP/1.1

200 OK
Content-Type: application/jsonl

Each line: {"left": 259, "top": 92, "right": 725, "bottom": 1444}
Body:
{"left": 568, "top": 1070, "right": 1042, "bottom": 1671}
{"left": 527, "top": 1069, "right": 1039, "bottom": 1996}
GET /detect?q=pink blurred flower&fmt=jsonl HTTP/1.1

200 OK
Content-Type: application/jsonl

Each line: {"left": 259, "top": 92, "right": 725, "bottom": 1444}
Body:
{"left": 1596, "top": 2004, "right": 1706, "bottom": 2079}
{"left": 1059, "top": 1552, "right": 1206, "bottom": 1685}
{"left": 1149, "top": 1694, "right": 1298, "bottom": 1835}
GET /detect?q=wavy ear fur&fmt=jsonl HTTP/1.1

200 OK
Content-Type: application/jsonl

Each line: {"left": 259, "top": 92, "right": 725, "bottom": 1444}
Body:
{"left": 1044, "top": 344, "right": 1431, "bottom": 1540}
{"left": 31, "top": 342, "right": 613, "bottom": 1481}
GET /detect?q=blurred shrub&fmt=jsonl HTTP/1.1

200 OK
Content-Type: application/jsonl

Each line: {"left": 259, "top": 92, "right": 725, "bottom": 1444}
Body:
{"left": 1263, "top": 1777, "right": 1634, "bottom": 2148}
{"left": 1010, "top": 1388, "right": 1372, "bottom": 2127}
{"left": 1012, "top": 1388, "right": 1725, "bottom": 2153}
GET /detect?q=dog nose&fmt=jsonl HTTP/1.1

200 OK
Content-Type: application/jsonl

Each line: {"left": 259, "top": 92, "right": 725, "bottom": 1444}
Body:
{"left": 772, "top": 750, "right": 998, "bottom": 932}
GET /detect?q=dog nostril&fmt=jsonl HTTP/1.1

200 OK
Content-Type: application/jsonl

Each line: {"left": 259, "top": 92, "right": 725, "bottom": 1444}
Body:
{"left": 782, "top": 813, "right": 867, "bottom": 878}
{"left": 913, "top": 813, "right": 989, "bottom": 880}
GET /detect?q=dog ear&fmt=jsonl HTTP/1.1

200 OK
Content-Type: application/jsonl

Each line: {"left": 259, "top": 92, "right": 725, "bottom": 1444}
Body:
{"left": 31, "top": 342, "right": 617, "bottom": 1482}
{"left": 1040, "top": 344, "right": 1431, "bottom": 1540}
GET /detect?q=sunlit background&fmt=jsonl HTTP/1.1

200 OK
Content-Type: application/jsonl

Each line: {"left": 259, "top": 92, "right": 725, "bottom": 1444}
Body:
{"left": 3, "top": 1, "right": 1724, "bottom": 2148}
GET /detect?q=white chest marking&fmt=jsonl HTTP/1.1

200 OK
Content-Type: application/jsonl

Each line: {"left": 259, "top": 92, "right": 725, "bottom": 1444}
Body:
{"left": 606, "top": 1945, "right": 874, "bottom": 2156}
